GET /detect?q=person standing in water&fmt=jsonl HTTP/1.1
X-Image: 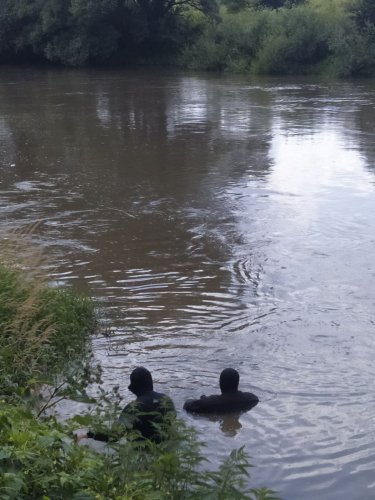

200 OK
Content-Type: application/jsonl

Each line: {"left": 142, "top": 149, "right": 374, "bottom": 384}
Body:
{"left": 183, "top": 368, "right": 259, "bottom": 414}
{"left": 78, "top": 367, "right": 176, "bottom": 442}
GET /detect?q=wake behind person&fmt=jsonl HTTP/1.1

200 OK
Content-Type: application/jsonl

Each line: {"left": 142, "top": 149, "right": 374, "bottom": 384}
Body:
{"left": 80, "top": 367, "right": 176, "bottom": 443}
{"left": 183, "top": 368, "right": 259, "bottom": 414}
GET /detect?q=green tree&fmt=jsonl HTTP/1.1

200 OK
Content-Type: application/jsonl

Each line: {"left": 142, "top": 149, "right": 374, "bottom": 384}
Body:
{"left": 254, "top": 0, "right": 305, "bottom": 8}
{"left": 0, "top": 0, "right": 218, "bottom": 66}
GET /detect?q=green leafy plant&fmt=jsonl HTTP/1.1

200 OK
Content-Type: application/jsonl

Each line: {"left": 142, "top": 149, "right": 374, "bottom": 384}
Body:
{"left": 0, "top": 403, "right": 280, "bottom": 500}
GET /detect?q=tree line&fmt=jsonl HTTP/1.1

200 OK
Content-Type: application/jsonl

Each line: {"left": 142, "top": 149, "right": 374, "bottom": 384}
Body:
{"left": 0, "top": 0, "right": 374, "bottom": 76}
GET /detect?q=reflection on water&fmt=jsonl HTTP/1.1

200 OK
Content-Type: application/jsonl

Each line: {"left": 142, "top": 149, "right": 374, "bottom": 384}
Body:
{"left": 208, "top": 412, "right": 243, "bottom": 437}
{"left": 181, "top": 410, "right": 244, "bottom": 437}
{"left": 1, "top": 68, "right": 375, "bottom": 500}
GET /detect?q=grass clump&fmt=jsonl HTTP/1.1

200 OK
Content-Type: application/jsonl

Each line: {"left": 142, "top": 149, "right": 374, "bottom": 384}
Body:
{"left": 0, "top": 231, "right": 97, "bottom": 406}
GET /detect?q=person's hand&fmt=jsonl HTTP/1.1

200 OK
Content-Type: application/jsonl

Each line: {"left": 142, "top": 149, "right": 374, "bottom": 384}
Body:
{"left": 74, "top": 430, "right": 88, "bottom": 442}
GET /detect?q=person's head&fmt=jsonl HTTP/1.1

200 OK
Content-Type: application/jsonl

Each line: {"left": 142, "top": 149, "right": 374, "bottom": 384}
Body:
{"left": 219, "top": 368, "right": 239, "bottom": 394}
{"left": 128, "top": 367, "right": 153, "bottom": 396}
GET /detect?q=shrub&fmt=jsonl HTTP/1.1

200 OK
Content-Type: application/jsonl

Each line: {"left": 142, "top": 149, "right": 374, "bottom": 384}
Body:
{"left": 251, "top": 5, "right": 329, "bottom": 74}
{"left": 181, "top": 5, "right": 330, "bottom": 75}
{"left": 180, "top": 8, "right": 270, "bottom": 71}
{"left": 325, "top": 17, "right": 375, "bottom": 76}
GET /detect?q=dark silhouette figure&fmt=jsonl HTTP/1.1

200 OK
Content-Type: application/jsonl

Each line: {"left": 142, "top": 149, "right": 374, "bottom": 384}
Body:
{"left": 183, "top": 368, "right": 259, "bottom": 414}
{"left": 82, "top": 367, "right": 175, "bottom": 443}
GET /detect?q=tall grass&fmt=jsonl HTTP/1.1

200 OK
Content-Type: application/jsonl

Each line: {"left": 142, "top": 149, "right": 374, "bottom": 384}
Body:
{"left": 0, "top": 229, "right": 96, "bottom": 404}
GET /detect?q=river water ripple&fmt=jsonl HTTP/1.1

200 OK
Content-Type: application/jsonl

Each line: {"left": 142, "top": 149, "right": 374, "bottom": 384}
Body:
{"left": 1, "top": 68, "right": 375, "bottom": 499}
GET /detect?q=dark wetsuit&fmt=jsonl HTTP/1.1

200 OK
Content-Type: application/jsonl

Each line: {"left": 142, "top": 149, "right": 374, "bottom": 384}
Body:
{"left": 183, "top": 391, "right": 259, "bottom": 414}
{"left": 88, "top": 390, "right": 175, "bottom": 442}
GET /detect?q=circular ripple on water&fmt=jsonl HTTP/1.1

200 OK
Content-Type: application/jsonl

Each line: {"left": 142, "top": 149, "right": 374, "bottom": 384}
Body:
{"left": 231, "top": 256, "right": 264, "bottom": 289}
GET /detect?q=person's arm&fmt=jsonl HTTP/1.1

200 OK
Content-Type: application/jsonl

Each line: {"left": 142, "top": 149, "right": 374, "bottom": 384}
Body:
{"left": 86, "top": 430, "right": 111, "bottom": 442}
{"left": 242, "top": 392, "right": 259, "bottom": 411}
{"left": 183, "top": 395, "right": 209, "bottom": 413}
{"left": 76, "top": 408, "right": 131, "bottom": 443}
{"left": 118, "top": 401, "right": 137, "bottom": 426}
{"left": 74, "top": 429, "right": 111, "bottom": 442}
{"left": 76, "top": 426, "right": 124, "bottom": 442}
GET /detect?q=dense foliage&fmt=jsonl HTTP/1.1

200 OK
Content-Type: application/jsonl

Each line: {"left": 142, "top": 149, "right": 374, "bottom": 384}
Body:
{"left": 0, "top": 0, "right": 207, "bottom": 66}
{"left": 0, "top": 0, "right": 374, "bottom": 75}
{"left": 180, "top": 0, "right": 375, "bottom": 76}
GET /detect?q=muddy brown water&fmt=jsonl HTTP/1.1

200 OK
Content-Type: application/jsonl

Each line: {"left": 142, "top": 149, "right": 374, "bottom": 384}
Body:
{"left": 1, "top": 67, "right": 375, "bottom": 499}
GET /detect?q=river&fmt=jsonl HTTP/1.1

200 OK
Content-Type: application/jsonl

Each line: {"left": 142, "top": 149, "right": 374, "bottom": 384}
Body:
{"left": 1, "top": 67, "right": 375, "bottom": 500}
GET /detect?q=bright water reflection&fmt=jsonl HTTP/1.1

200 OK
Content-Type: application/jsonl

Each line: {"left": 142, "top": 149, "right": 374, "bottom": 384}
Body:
{"left": 1, "top": 69, "right": 375, "bottom": 500}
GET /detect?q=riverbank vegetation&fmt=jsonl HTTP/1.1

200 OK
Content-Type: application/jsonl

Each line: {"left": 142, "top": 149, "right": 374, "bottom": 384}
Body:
{"left": 0, "top": 402, "right": 279, "bottom": 499}
{"left": 0, "top": 0, "right": 374, "bottom": 76}
{"left": 0, "top": 264, "right": 96, "bottom": 394}
{"left": 0, "top": 232, "right": 97, "bottom": 410}
{"left": 0, "top": 233, "right": 278, "bottom": 499}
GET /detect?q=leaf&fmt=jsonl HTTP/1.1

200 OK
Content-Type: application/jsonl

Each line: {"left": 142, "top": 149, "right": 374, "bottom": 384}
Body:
{"left": 70, "top": 414, "right": 93, "bottom": 426}
{"left": 68, "top": 394, "right": 97, "bottom": 404}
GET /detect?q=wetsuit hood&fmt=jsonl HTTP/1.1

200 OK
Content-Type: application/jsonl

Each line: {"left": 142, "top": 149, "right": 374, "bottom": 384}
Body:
{"left": 220, "top": 368, "right": 239, "bottom": 394}
{"left": 128, "top": 367, "right": 153, "bottom": 396}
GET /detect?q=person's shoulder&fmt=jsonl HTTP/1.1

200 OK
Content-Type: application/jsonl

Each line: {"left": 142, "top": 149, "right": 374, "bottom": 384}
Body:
{"left": 152, "top": 391, "right": 173, "bottom": 401}
{"left": 236, "top": 391, "right": 259, "bottom": 410}
{"left": 147, "top": 391, "right": 176, "bottom": 412}
{"left": 120, "top": 400, "right": 139, "bottom": 420}
{"left": 238, "top": 391, "right": 259, "bottom": 402}
{"left": 159, "top": 392, "right": 175, "bottom": 408}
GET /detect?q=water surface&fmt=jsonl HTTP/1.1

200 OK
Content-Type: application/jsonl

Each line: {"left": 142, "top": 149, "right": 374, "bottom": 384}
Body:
{"left": 1, "top": 68, "right": 375, "bottom": 499}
